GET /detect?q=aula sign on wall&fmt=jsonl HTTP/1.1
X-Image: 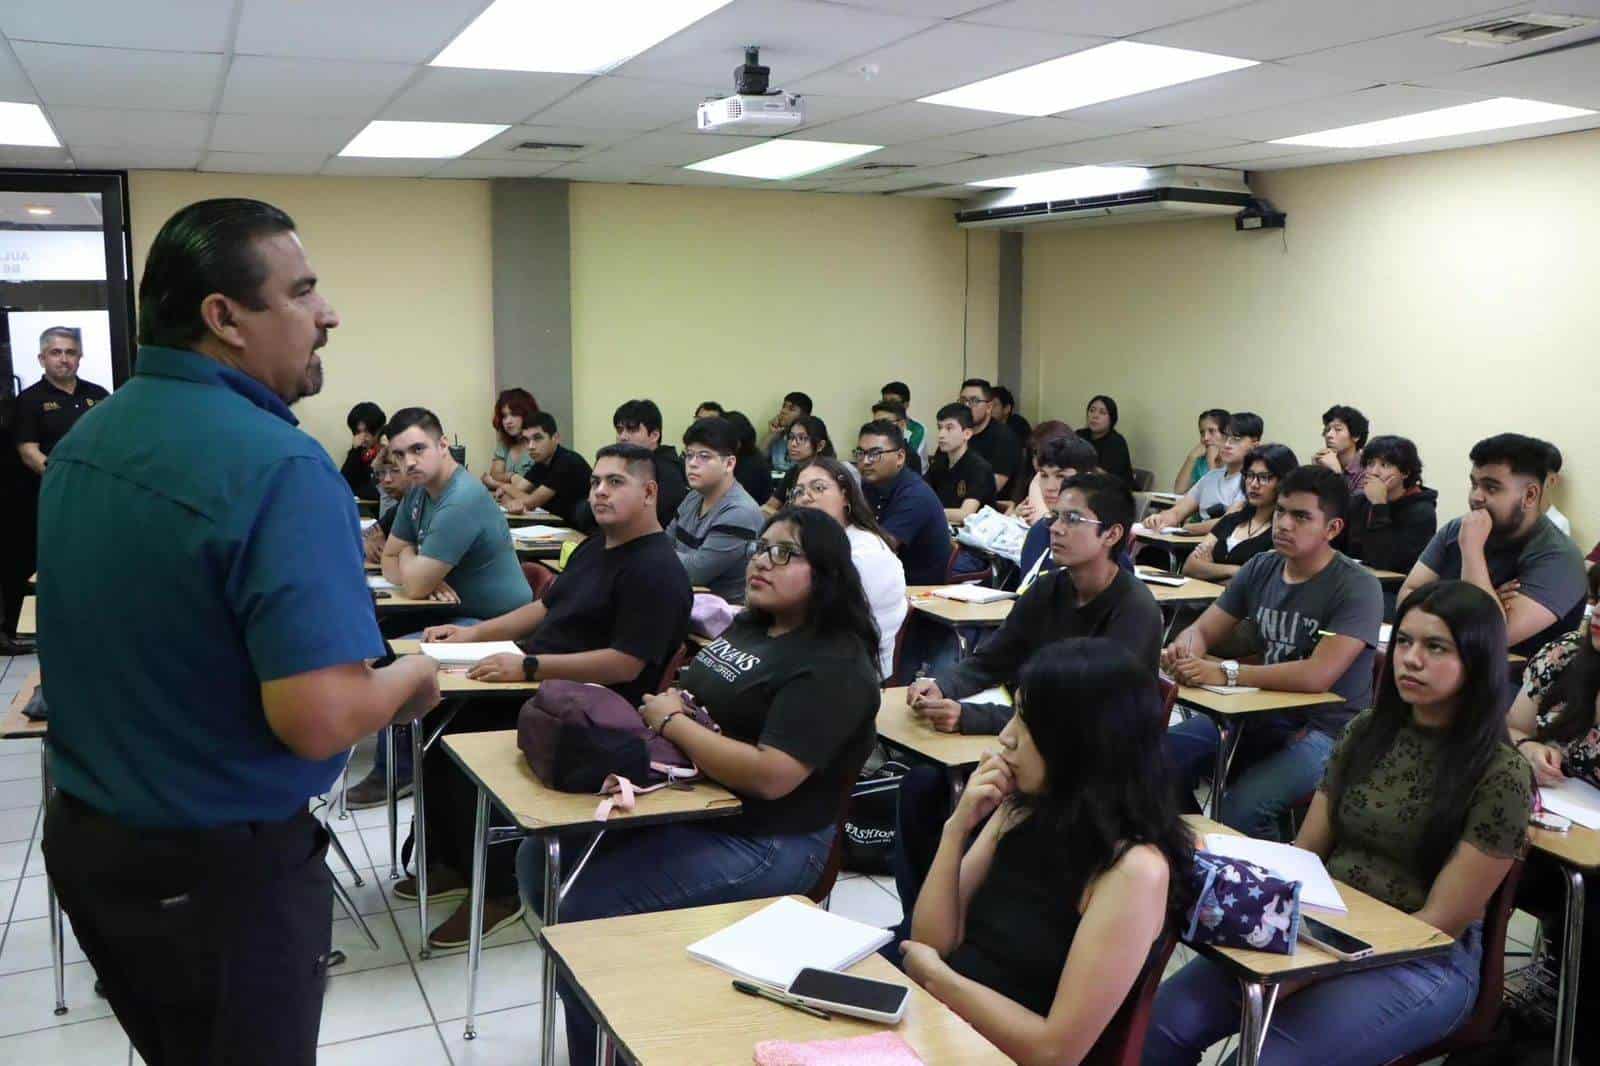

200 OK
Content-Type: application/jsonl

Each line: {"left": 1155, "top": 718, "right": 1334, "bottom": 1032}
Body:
{"left": 0, "top": 230, "right": 106, "bottom": 282}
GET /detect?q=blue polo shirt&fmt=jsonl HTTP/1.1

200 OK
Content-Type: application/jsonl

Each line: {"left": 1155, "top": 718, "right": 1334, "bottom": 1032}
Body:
{"left": 37, "top": 345, "right": 385, "bottom": 828}
{"left": 863, "top": 466, "right": 952, "bottom": 586}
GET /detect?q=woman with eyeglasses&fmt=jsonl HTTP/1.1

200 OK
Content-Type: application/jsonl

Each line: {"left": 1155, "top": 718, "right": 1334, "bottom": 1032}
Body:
{"left": 1181, "top": 443, "right": 1298, "bottom": 584}
{"left": 792, "top": 456, "right": 908, "bottom": 676}
{"left": 766, "top": 413, "right": 855, "bottom": 515}
{"left": 520, "top": 507, "right": 882, "bottom": 1063}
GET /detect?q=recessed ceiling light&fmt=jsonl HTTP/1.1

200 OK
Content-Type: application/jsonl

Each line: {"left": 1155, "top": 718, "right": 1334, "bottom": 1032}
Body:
{"left": 339, "top": 120, "right": 509, "bottom": 159}
{"left": 24, "top": 205, "right": 53, "bottom": 216}
{"left": 686, "top": 139, "right": 882, "bottom": 181}
{"left": 432, "top": 0, "right": 735, "bottom": 74}
{"left": 920, "top": 41, "right": 1257, "bottom": 117}
{"left": 1271, "top": 96, "right": 1595, "bottom": 148}
{"left": 969, "top": 165, "right": 1151, "bottom": 200}
{"left": 0, "top": 101, "right": 60, "bottom": 148}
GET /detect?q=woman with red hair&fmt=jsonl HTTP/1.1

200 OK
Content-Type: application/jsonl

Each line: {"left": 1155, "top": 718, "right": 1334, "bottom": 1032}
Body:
{"left": 482, "top": 388, "right": 539, "bottom": 497}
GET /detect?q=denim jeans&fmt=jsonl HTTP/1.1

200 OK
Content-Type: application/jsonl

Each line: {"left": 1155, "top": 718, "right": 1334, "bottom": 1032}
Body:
{"left": 1164, "top": 715, "right": 1338, "bottom": 840}
{"left": 517, "top": 822, "right": 834, "bottom": 1063}
{"left": 1143, "top": 922, "right": 1482, "bottom": 1065}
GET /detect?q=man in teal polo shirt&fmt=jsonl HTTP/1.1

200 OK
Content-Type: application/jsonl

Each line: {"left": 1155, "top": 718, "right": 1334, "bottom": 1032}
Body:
{"left": 37, "top": 198, "right": 441, "bottom": 1065}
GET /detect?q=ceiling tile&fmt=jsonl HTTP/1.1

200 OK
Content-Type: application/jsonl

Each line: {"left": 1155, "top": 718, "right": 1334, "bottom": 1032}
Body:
{"left": 0, "top": 44, "right": 33, "bottom": 100}
{"left": 896, "top": 183, "right": 980, "bottom": 197}
{"left": 613, "top": 0, "right": 939, "bottom": 86}
{"left": 910, "top": 115, "right": 1137, "bottom": 154}
{"left": 202, "top": 150, "right": 329, "bottom": 174}
{"left": 800, "top": 100, "right": 1020, "bottom": 143}
{"left": 1067, "top": 63, "right": 1374, "bottom": 127}
{"left": 71, "top": 144, "right": 202, "bottom": 169}
{"left": 219, "top": 55, "right": 418, "bottom": 116}
{"left": 1240, "top": 110, "right": 1600, "bottom": 169}
{"left": 13, "top": 42, "right": 224, "bottom": 111}
{"left": 430, "top": 158, "right": 565, "bottom": 179}
{"left": 1178, "top": 83, "right": 1489, "bottom": 141}
{"left": 527, "top": 76, "right": 723, "bottom": 131}
{"left": 1042, "top": 125, "right": 1252, "bottom": 164}
{"left": 49, "top": 107, "right": 211, "bottom": 150}
{"left": 633, "top": 166, "right": 770, "bottom": 187}
{"left": 466, "top": 124, "right": 635, "bottom": 159}
{"left": 1133, "top": 0, "right": 1516, "bottom": 62}
{"left": 910, "top": 148, "right": 1105, "bottom": 184}
{"left": 0, "top": 145, "right": 72, "bottom": 167}
{"left": 320, "top": 157, "right": 441, "bottom": 178}
{"left": 790, "top": 21, "right": 1107, "bottom": 99}
{"left": 1288, "top": 22, "right": 1600, "bottom": 84}
{"left": 1420, "top": 39, "right": 1600, "bottom": 110}
{"left": 235, "top": 0, "right": 490, "bottom": 63}
{"left": 0, "top": 0, "right": 232, "bottom": 52}
{"left": 851, "top": 143, "right": 977, "bottom": 165}
{"left": 827, "top": 168, "right": 959, "bottom": 192}
{"left": 831, "top": 1, "right": 994, "bottom": 15}
{"left": 960, "top": 0, "right": 1258, "bottom": 39}
{"left": 209, "top": 113, "right": 368, "bottom": 154}
{"left": 1158, "top": 141, "right": 1327, "bottom": 165}
{"left": 380, "top": 68, "right": 589, "bottom": 124}
{"left": 589, "top": 130, "right": 763, "bottom": 166}
{"left": 541, "top": 159, "right": 661, "bottom": 183}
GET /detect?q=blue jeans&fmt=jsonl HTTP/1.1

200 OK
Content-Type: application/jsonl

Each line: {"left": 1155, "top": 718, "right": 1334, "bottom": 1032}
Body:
{"left": 517, "top": 822, "right": 834, "bottom": 1063}
{"left": 1143, "top": 922, "right": 1482, "bottom": 1065}
{"left": 1164, "top": 715, "right": 1338, "bottom": 840}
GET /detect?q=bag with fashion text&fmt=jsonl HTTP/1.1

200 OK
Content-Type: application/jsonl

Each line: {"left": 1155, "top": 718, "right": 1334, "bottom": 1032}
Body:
{"left": 841, "top": 755, "right": 909, "bottom": 875}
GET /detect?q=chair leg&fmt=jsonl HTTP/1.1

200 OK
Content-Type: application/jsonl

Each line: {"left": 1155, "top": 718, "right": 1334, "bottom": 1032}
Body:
{"left": 326, "top": 824, "right": 365, "bottom": 887}
{"left": 330, "top": 870, "right": 381, "bottom": 951}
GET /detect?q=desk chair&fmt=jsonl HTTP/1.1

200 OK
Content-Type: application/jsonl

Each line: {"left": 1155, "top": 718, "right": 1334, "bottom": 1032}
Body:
{"left": 809, "top": 755, "right": 876, "bottom": 910}
{"left": 1158, "top": 675, "right": 1178, "bottom": 722}
{"left": 1131, "top": 467, "right": 1155, "bottom": 492}
{"left": 1085, "top": 928, "right": 1177, "bottom": 1066}
{"left": 521, "top": 560, "right": 556, "bottom": 600}
{"left": 946, "top": 542, "right": 991, "bottom": 585}
{"left": 888, "top": 618, "right": 910, "bottom": 687}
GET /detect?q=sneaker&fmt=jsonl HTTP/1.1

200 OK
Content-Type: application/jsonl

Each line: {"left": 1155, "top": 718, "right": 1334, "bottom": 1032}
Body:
{"left": 343, "top": 769, "right": 414, "bottom": 810}
{"left": 427, "top": 895, "right": 526, "bottom": 950}
{"left": 392, "top": 866, "right": 469, "bottom": 904}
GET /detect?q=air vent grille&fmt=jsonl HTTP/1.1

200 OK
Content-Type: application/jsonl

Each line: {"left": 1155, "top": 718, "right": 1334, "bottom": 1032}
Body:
{"left": 514, "top": 141, "right": 585, "bottom": 151}
{"left": 1434, "top": 12, "right": 1595, "bottom": 46}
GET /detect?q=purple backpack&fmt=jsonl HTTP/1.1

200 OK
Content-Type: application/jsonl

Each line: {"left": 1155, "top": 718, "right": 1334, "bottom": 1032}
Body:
{"left": 516, "top": 680, "right": 717, "bottom": 794}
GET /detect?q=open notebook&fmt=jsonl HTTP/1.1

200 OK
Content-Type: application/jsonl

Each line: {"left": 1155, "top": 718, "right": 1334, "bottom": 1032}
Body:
{"left": 1204, "top": 834, "right": 1347, "bottom": 912}
{"left": 419, "top": 641, "right": 524, "bottom": 667}
{"left": 687, "top": 897, "right": 892, "bottom": 990}
{"left": 510, "top": 524, "right": 567, "bottom": 542}
{"left": 929, "top": 585, "right": 1013, "bottom": 605}
{"left": 1539, "top": 776, "right": 1600, "bottom": 829}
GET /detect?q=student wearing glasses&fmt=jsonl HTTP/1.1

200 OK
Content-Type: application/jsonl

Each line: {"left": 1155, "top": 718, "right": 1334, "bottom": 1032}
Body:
{"left": 871, "top": 398, "right": 922, "bottom": 474}
{"left": 665, "top": 417, "right": 764, "bottom": 603}
{"left": 521, "top": 508, "right": 881, "bottom": 1065}
{"left": 1144, "top": 412, "right": 1264, "bottom": 535}
{"left": 767, "top": 414, "right": 855, "bottom": 516}
{"left": 760, "top": 390, "right": 813, "bottom": 475}
{"left": 855, "top": 419, "right": 952, "bottom": 586}
{"left": 1014, "top": 434, "right": 1102, "bottom": 589}
{"left": 1181, "top": 443, "right": 1298, "bottom": 584}
{"left": 959, "top": 378, "right": 1024, "bottom": 491}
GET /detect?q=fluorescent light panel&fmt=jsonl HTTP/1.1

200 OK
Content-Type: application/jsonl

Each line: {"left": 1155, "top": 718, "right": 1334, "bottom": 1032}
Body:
{"left": 969, "top": 165, "right": 1150, "bottom": 201}
{"left": 686, "top": 139, "right": 882, "bottom": 181}
{"left": 340, "top": 120, "right": 508, "bottom": 158}
{"left": 1271, "top": 96, "right": 1595, "bottom": 148}
{"left": 920, "top": 41, "right": 1257, "bottom": 117}
{"left": 432, "top": 0, "right": 735, "bottom": 74}
{"left": 0, "top": 101, "right": 60, "bottom": 148}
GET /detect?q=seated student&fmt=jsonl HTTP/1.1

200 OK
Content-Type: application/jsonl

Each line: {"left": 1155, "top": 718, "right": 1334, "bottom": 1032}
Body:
{"left": 1149, "top": 581, "right": 1533, "bottom": 1066}
{"left": 768, "top": 414, "right": 856, "bottom": 515}
{"left": 1314, "top": 403, "right": 1370, "bottom": 494}
{"left": 521, "top": 507, "right": 881, "bottom": 1064}
{"left": 667, "top": 417, "right": 764, "bottom": 603}
{"left": 856, "top": 420, "right": 953, "bottom": 586}
{"left": 1342, "top": 434, "right": 1438, "bottom": 581}
{"left": 610, "top": 398, "right": 688, "bottom": 527}
{"left": 501, "top": 411, "right": 592, "bottom": 524}
{"left": 1542, "top": 440, "right": 1573, "bottom": 537}
{"left": 791, "top": 456, "right": 908, "bottom": 676}
{"left": 482, "top": 387, "right": 538, "bottom": 496}
{"left": 1077, "top": 394, "right": 1135, "bottom": 487}
{"left": 1015, "top": 434, "right": 1101, "bottom": 587}
{"left": 1174, "top": 408, "right": 1229, "bottom": 494}
{"left": 959, "top": 378, "right": 1024, "bottom": 492}
{"left": 722, "top": 409, "right": 774, "bottom": 505}
{"left": 693, "top": 400, "right": 724, "bottom": 421}
{"left": 411, "top": 444, "right": 693, "bottom": 946}
{"left": 340, "top": 401, "right": 386, "bottom": 500}
{"left": 925, "top": 402, "right": 998, "bottom": 524}
{"left": 1011, "top": 420, "right": 1077, "bottom": 520}
{"left": 1399, "top": 432, "right": 1586, "bottom": 657}
{"left": 1181, "top": 443, "right": 1297, "bottom": 584}
{"left": 871, "top": 398, "right": 923, "bottom": 474}
{"left": 991, "top": 384, "right": 1031, "bottom": 444}
{"left": 901, "top": 639, "right": 1193, "bottom": 1064}
{"left": 881, "top": 380, "right": 929, "bottom": 459}
{"left": 362, "top": 445, "right": 407, "bottom": 565}
{"left": 760, "top": 390, "right": 812, "bottom": 476}
{"left": 1144, "top": 411, "right": 1262, "bottom": 535}
{"left": 1163, "top": 465, "right": 1383, "bottom": 839}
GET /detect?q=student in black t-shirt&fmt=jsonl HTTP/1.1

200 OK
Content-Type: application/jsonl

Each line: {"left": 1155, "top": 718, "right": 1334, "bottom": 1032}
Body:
{"left": 339, "top": 401, "right": 386, "bottom": 500}
{"left": 1077, "top": 394, "right": 1135, "bottom": 486}
{"left": 502, "top": 411, "right": 593, "bottom": 524}
{"left": 611, "top": 398, "right": 687, "bottom": 526}
{"left": 768, "top": 414, "right": 850, "bottom": 515}
{"left": 520, "top": 506, "right": 882, "bottom": 1064}
{"left": 925, "top": 402, "right": 998, "bottom": 524}
{"left": 958, "top": 378, "right": 1023, "bottom": 491}
{"left": 410, "top": 444, "right": 692, "bottom": 950}
{"left": 723, "top": 409, "right": 774, "bottom": 505}
{"left": 991, "top": 384, "right": 1031, "bottom": 446}
{"left": 1182, "top": 443, "right": 1297, "bottom": 584}
{"left": 899, "top": 639, "right": 1193, "bottom": 1064}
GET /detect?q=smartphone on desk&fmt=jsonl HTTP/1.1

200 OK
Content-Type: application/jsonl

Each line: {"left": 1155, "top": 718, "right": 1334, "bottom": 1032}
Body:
{"left": 786, "top": 968, "right": 909, "bottom": 1024}
{"left": 1299, "top": 916, "right": 1373, "bottom": 961}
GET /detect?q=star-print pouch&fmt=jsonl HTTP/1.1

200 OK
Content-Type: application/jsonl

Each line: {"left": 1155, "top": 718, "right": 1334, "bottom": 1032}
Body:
{"left": 1183, "top": 851, "right": 1303, "bottom": 955}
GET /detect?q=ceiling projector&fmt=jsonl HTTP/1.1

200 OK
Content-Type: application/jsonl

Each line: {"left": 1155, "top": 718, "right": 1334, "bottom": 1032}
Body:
{"left": 697, "top": 46, "right": 804, "bottom": 133}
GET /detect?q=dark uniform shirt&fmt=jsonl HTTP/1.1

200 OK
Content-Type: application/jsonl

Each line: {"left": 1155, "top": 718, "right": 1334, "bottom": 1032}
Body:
{"left": 15, "top": 375, "right": 110, "bottom": 466}
{"left": 925, "top": 447, "right": 997, "bottom": 510}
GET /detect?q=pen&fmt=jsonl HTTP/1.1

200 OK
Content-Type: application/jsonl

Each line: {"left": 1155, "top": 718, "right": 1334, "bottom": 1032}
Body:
{"left": 732, "top": 980, "right": 832, "bottom": 1020}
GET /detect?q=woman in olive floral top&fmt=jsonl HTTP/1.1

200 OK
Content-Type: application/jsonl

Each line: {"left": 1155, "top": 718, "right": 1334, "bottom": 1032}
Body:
{"left": 1146, "top": 581, "right": 1533, "bottom": 1066}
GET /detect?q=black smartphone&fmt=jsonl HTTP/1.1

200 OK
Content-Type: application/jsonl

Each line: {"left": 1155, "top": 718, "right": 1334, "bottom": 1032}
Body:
{"left": 1299, "top": 915, "right": 1374, "bottom": 960}
{"left": 786, "top": 967, "right": 909, "bottom": 1023}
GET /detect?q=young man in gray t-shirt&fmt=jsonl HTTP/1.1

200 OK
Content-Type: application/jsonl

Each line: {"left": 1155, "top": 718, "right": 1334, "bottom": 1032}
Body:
{"left": 1163, "top": 465, "right": 1383, "bottom": 839}
{"left": 667, "top": 417, "right": 763, "bottom": 603}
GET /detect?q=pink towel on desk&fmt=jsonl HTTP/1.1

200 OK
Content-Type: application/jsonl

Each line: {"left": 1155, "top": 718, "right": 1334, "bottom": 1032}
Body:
{"left": 753, "top": 1032, "right": 924, "bottom": 1065}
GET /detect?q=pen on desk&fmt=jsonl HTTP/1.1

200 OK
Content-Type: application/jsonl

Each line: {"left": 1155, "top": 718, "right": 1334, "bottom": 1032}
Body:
{"left": 732, "top": 980, "right": 832, "bottom": 1020}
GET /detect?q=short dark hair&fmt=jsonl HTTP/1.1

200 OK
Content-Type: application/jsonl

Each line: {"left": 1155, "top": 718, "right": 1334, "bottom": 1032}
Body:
{"left": 992, "top": 385, "right": 1015, "bottom": 410}
{"left": 1199, "top": 408, "right": 1230, "bottom": 431}
{"left": 527, "top": 411, "right": 559, "bottom": 436}
{"left": 1543, "top": 440, "right": 1563, "bottom": 476}
{"left": 858, "top": 419, "right": 906, "bottom": 451}
{"left": 1059, "top": 472, "right": 1135, "bottom": 555}
{"left": 613, "top": 398, "right": 663, "bottom": 436}
{"left": 960, "top": 378, "right": 993, "bottom": 400}
{"left": 1361, "top": 435, "right": 1423, "bottom": 488}
{"left": 936, "top": 402, "right": 973, "bottom": 429}
{"left": 881, "top": 381, "right": 910, "bottom": 402}
{"left": 138, "top": 198, "right": 299, "bottom": 349}
{"left": 1322, "top": 404, "right": 1370, "bottom": 449}
{"left": 347, "top": 401, "right": 386, "bottom": 435}
{"left": 1242, "top": 443, "right": 1299, "bottom": 482}
{"left": 696, "top": 401, "right": 724, "bottom": 415}
{"left": 1227, "top": 411, "right": 1264, "bottom": 440}
{"left": 683, "top": 416, "right": 738, "bottom": 456}
{"left": 1278, "top": 464, "right": 1349, "bottom": 523}
{"left": 790, "top": 414, "right": 836, "bottom": 457}
{"left": 871, "top": 399, "right": 907, "bottom": 421}
{"left": 1087, "top": 394, "right": 1119, "bottom": 428}
{"left": 1038, "top": 434, "right": 1099, "bottom": 473}
{"left": 784, "top": 391, "right": 813, "bottom": 415}
{"left": 722, "top": 410, "right": 759, "bottom": 457}
{"left": 1469, "top": 433, "right": 1553, "bottom": 482}
{"left": 385, "top": 407, "right": 444, "bottom": 441}
{"left": 594, "top": 442, "right": 657, "bottom": 482}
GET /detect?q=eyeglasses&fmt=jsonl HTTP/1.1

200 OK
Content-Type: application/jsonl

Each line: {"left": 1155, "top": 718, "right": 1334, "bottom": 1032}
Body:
{"left": 959, "top": 396, "right": 988, "bottom": 407}
{"left": 1050, "top": 511, "right": 1104, "bottom": 529}
{"left": 852, "top": 446, "right": 901, "bottom": 463}
{"left": 1243, "top": 471, "right": 1276, "bottom": 484}
{"left": 746, "top": 541, "right": 805, "bottom": 566}
{"left": 683, "top": 449, "right": 723, "bottom": 466}
{"left": 787, "top": 433, "right": 811, "bottom": 445}
{"left": 789, "top": 478, "right": 837, "bottom": 501}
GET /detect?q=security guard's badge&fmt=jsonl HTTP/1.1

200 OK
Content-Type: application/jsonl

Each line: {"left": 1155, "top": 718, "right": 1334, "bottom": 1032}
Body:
{"left": 42, "top": 401, "right": 60, "bottom": 412}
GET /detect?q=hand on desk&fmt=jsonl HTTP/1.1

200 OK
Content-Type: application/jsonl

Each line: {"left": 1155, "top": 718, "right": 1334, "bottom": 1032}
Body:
{"left": 427, "top": 581, "right": 461, "bottom": 605}
{"left": 423, "top": 622, "right": 477, "bottom": 643}
{"left": 465, "top": 653, "right": 524, "bottom": 683}
{"left": 899, "top": 941, "right": 948, "bottom": 993}
{"left": 1144, "top": 510, "right": 1176, "bottom": 531}
{"left": 1169, "top": 655, "right": 1224, "bottom": 687}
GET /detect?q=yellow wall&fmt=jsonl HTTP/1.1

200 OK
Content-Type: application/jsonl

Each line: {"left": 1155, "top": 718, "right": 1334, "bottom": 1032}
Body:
{"left": 1024, "top": 128, "right": 1600, "bottom": 549}
{"left": 568, "top": 183, "right": 985, "bottom": 455}
{"left": 127, "top": 172, "right": 496, "bottom": 469}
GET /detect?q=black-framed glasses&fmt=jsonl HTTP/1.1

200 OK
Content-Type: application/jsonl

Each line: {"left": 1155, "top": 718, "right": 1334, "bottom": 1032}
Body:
{"left": 1243, "top": 471, "right": 1276, "bottom": 484}
{"left": 746, "top": 541, "right": 806, "bottom": 566}
{"left": 787, "top": 433, "right": 812, "bottom": 445}
{"left": 852, "top": 446, "right": 901, "bottom": 463}
{"left": 959, "top": 396, "right": 988, "bottom": 407}
{"left": 1050, "top": 511, "right": 1103, "bottom": 529}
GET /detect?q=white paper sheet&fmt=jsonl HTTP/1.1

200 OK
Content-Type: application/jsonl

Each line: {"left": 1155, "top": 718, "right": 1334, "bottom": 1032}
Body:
{"left": 419, "top": 641, "right": 525, "bottom": 667}
{"left": 1539, "top": 776, "right": 1600, "bottom": 830}
{"left": 1204, "top": 833, "right": 1348, "bottom": 912}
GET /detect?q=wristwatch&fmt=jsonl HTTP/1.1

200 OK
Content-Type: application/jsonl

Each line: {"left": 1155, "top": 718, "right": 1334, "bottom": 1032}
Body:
{"left": 1221, "top": 660, "right": 1240, "bottom": 686}
{"left": 521, "top": 655, "right": 540, "bottom": 682}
